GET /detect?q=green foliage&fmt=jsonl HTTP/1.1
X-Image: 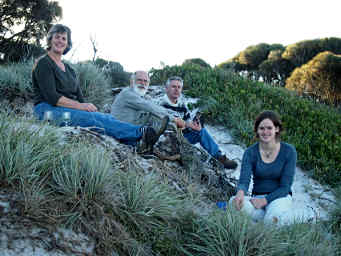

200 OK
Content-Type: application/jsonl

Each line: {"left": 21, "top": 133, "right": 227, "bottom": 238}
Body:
{"left": 282, "top": 38, "right": 341, "bottom": 68}
{"left": 220, "top": 38, "right": 341, "bottom": 88}
{"left": 182, "top": 58, "right": 211, "bottom": 68}
{"left": 181, "top": 210, "right": 337, "bottom": 256}
{"left": 52, "top": 145, "right": 113, "bottom": 202}
{"left": 0, "top": 60, "right": 34, "bottom": 101}
{"left": 238, "top": 43, "right": 281, "bottom": 69}
{"left": 259, "top": 49, "right": 294, "bottom": 86}
{"left": 182, "top": 210, "right": 271, "bottom": 256}
{"left": 110, "top": 171, "right": 193, "bottom": 247}
{"left": 0, "top": 0, "right": 62, "bottom": 63}
{"left": 102, "top": 61, "right": 130, "bottom": 87}
{"left": 286, "top": 51, "right": 341, "bottom": 105}
{"left": 72, "top": 62, "right": 112, "bottom": 109}
{"left": 0, "top": 112, "right": 61, "bottom": 185}
{"left": 90, "top": 58, "right": 130, "bottom": 87}
{"left": 271, "top": 222, "right": 336, "bottom": 256}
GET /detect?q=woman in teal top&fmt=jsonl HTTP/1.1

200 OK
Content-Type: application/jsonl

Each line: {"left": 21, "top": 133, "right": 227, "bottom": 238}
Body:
{"left": 231, "top": 111, "right": 297, "bottom": 225}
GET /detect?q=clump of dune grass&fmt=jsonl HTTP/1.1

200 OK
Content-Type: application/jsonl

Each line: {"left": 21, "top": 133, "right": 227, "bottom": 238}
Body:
{"left": 0, "top": 111, "right": 62, "bottom": 185}
{"left": 0, "top": 60, "right": 34, "bottom": 101}
{"left": 181, "top": 209, "right": 272, "bottom": 256}
{"left": 73, "top": 62, "right": 112, "bottom": 110}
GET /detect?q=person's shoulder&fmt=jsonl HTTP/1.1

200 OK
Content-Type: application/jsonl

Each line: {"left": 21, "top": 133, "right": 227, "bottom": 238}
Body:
{"left": 280, "top": 142, "right": 297, "bottom": 159}
{"left": 121, "top": 87, "right": 138, "bottom": 97}
{"left": 244, "top": 142, "right": 259, "bottom": 156}
{"left": 246, "top": 142, "right": 259, "bottom": 152}
{"left": 63, "top": 61, "right": 77, "bottom": 74}
{"left": 281, "top": 142, "right": 296, "bottom": 152}
{"left": 159, "top": 94, "right": 169, "bottom": 106}
{"left": 117, "top": 87, "right": 140, "bottom": 101}
{"left": 33, "top": 54, "right": 49, "bottom": 71}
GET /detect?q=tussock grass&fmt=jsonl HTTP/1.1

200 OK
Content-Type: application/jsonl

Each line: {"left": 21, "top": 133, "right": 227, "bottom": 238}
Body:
{"left": 0, "top": 112, "right": 61, "bottom": 185}
{"left": 270, "top": 222, "right": 336, "bottom": 256}
{"left": 0, "top": 60, "right": 33, "bottom": 101}
{"left": 73, "top": 62, "right": 112, "bottom": 110}
{"left": 181, "top": 210, "right": 271, "bottom": 256}
{"left": 52, "top": 145, "right": 112, "bottom": 202}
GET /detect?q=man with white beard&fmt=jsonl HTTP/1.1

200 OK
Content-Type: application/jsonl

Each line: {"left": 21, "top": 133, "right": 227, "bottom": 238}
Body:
{"left": 110, "top": 71, "right": 172, "bottom": 125}
{"left": 111, "top": 71, "right": 237, "bottom": 169}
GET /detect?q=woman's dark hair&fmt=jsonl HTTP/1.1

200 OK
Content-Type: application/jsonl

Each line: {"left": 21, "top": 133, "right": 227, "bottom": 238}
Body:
{"left": 254, "top": 110, "right": 283, "bottom": 139}
{"left": 46, "top": 24, "right": 72, "bottom": 55}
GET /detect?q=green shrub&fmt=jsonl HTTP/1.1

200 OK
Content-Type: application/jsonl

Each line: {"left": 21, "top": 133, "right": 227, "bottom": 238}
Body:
{"left": 286, "top": 51, "right": 341, "bottom": 105}
{"left": 270, "top": 222, "right": 337, "bottom": 256}
{"left": 0, "top": 112, "right": 62, "bottom": 185}
{"left": 73, "top": 62, "right": 112, "bottom": 110}
{"left": 52, "top": 144, "right": 113, "bottom": 202}
{"left": 181, "top": 210, "right": 271, "bottom": 256}
{"left": 109, "top": 170, "right": 198, "bottom": 255}
{"left": 0, "top": 60, "right": 34, "bottom": 101}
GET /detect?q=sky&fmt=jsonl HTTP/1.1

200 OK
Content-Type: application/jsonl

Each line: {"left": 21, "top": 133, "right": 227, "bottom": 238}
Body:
{"left": 56, "top": 0, "right": 340, "bottom": 72}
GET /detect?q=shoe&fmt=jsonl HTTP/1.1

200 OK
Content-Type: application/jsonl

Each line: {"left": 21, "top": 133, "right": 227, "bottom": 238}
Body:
{"left": 137, "top": 116, "right": 169, "bottom": 154}
{"left": 217, "top": 155, "right": 238, "bottom": 169}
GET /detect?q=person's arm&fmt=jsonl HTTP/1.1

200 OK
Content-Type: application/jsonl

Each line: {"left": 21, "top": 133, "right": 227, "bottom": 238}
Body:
{"left": 233, "top": 190, "right": 245, "bottom": 210}
{"left": 56, "top": 96, "right": 97, "bottom": 112}
{"left": 125, "top": 90, "right": 173, "bottom": 120}
{"left": 233, "top": 148, "right": 254, "bottom": 210}
{"left": 265, "top": 144, "right": 297, "bottom": 204}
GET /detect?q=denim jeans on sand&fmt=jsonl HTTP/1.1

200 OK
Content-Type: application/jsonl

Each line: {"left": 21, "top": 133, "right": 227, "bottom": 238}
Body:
{"left": 183, "top": 128, "right": 221, "bottom": 158}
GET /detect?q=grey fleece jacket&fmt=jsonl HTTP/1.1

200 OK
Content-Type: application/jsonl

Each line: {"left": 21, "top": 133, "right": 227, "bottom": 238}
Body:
{"left": 110, "top": 87, "right": 172, "bottom": 125}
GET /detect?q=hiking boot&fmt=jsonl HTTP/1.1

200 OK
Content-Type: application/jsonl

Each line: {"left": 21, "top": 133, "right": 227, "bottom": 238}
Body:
{"left": 217, "top": 155, "right": 238, "bottom": 169}
{"left": 137, "top": 116, "right": 169, "bottom": 154}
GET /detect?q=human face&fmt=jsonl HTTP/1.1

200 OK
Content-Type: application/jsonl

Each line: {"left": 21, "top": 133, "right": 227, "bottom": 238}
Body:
{"left": 166, "top": 80, "right": 183, "bottom": 104}
{"left": 256, "top": 118, "right": 279, "bottom": 143}
{"left": 50, "top": 32, "right": 68, "bottom": 55}
{"left": 133, "top": 71, "right": 150, "bottom": 96}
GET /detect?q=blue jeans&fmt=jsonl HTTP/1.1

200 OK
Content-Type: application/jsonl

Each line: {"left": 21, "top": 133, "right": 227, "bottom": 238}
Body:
{"left": 34, "top": 102, "right": 143, "bottom": 145}
{"left": 183, "top": 128, "right": 221, "bottom": 158}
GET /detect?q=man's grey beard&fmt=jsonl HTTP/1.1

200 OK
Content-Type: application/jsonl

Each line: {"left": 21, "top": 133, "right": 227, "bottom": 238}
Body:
{"left": 133, "top": 83, "right": 148, "bottom": 96}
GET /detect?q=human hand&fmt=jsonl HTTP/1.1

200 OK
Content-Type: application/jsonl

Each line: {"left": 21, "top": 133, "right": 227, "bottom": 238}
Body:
{"left": 80, "top": 103, "right": 97, "bottom": 112}
{"left": 250, "top": 197, "right": 267, "bottom": 209}
{"left": 174, "top": 117, "right": 186, "bottom": 129}
{"left": 233, "top": 190, "right": 244, "bottom": 211}
{"left": 187, "top": 120, "right": 202, "bottom": 131}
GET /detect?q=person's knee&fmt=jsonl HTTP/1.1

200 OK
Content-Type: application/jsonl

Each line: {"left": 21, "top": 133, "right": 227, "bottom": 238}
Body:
{"left": 264, "top": 197, "right": 293, "bottom": 225}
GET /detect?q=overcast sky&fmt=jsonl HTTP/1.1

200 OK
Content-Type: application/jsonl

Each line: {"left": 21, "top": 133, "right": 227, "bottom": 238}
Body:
{"left": 56, "top": 0, "right": 340, "bottom": 72}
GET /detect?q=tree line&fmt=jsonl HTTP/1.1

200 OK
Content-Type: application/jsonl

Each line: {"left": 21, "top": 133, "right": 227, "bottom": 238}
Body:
{"left": 218, "top": 38, "right": 341, "bottom": 105}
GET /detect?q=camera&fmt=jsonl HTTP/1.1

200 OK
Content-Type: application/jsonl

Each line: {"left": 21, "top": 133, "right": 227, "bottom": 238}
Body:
{"left": 192, "top": 112, "right": 204, "bottom": 127}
